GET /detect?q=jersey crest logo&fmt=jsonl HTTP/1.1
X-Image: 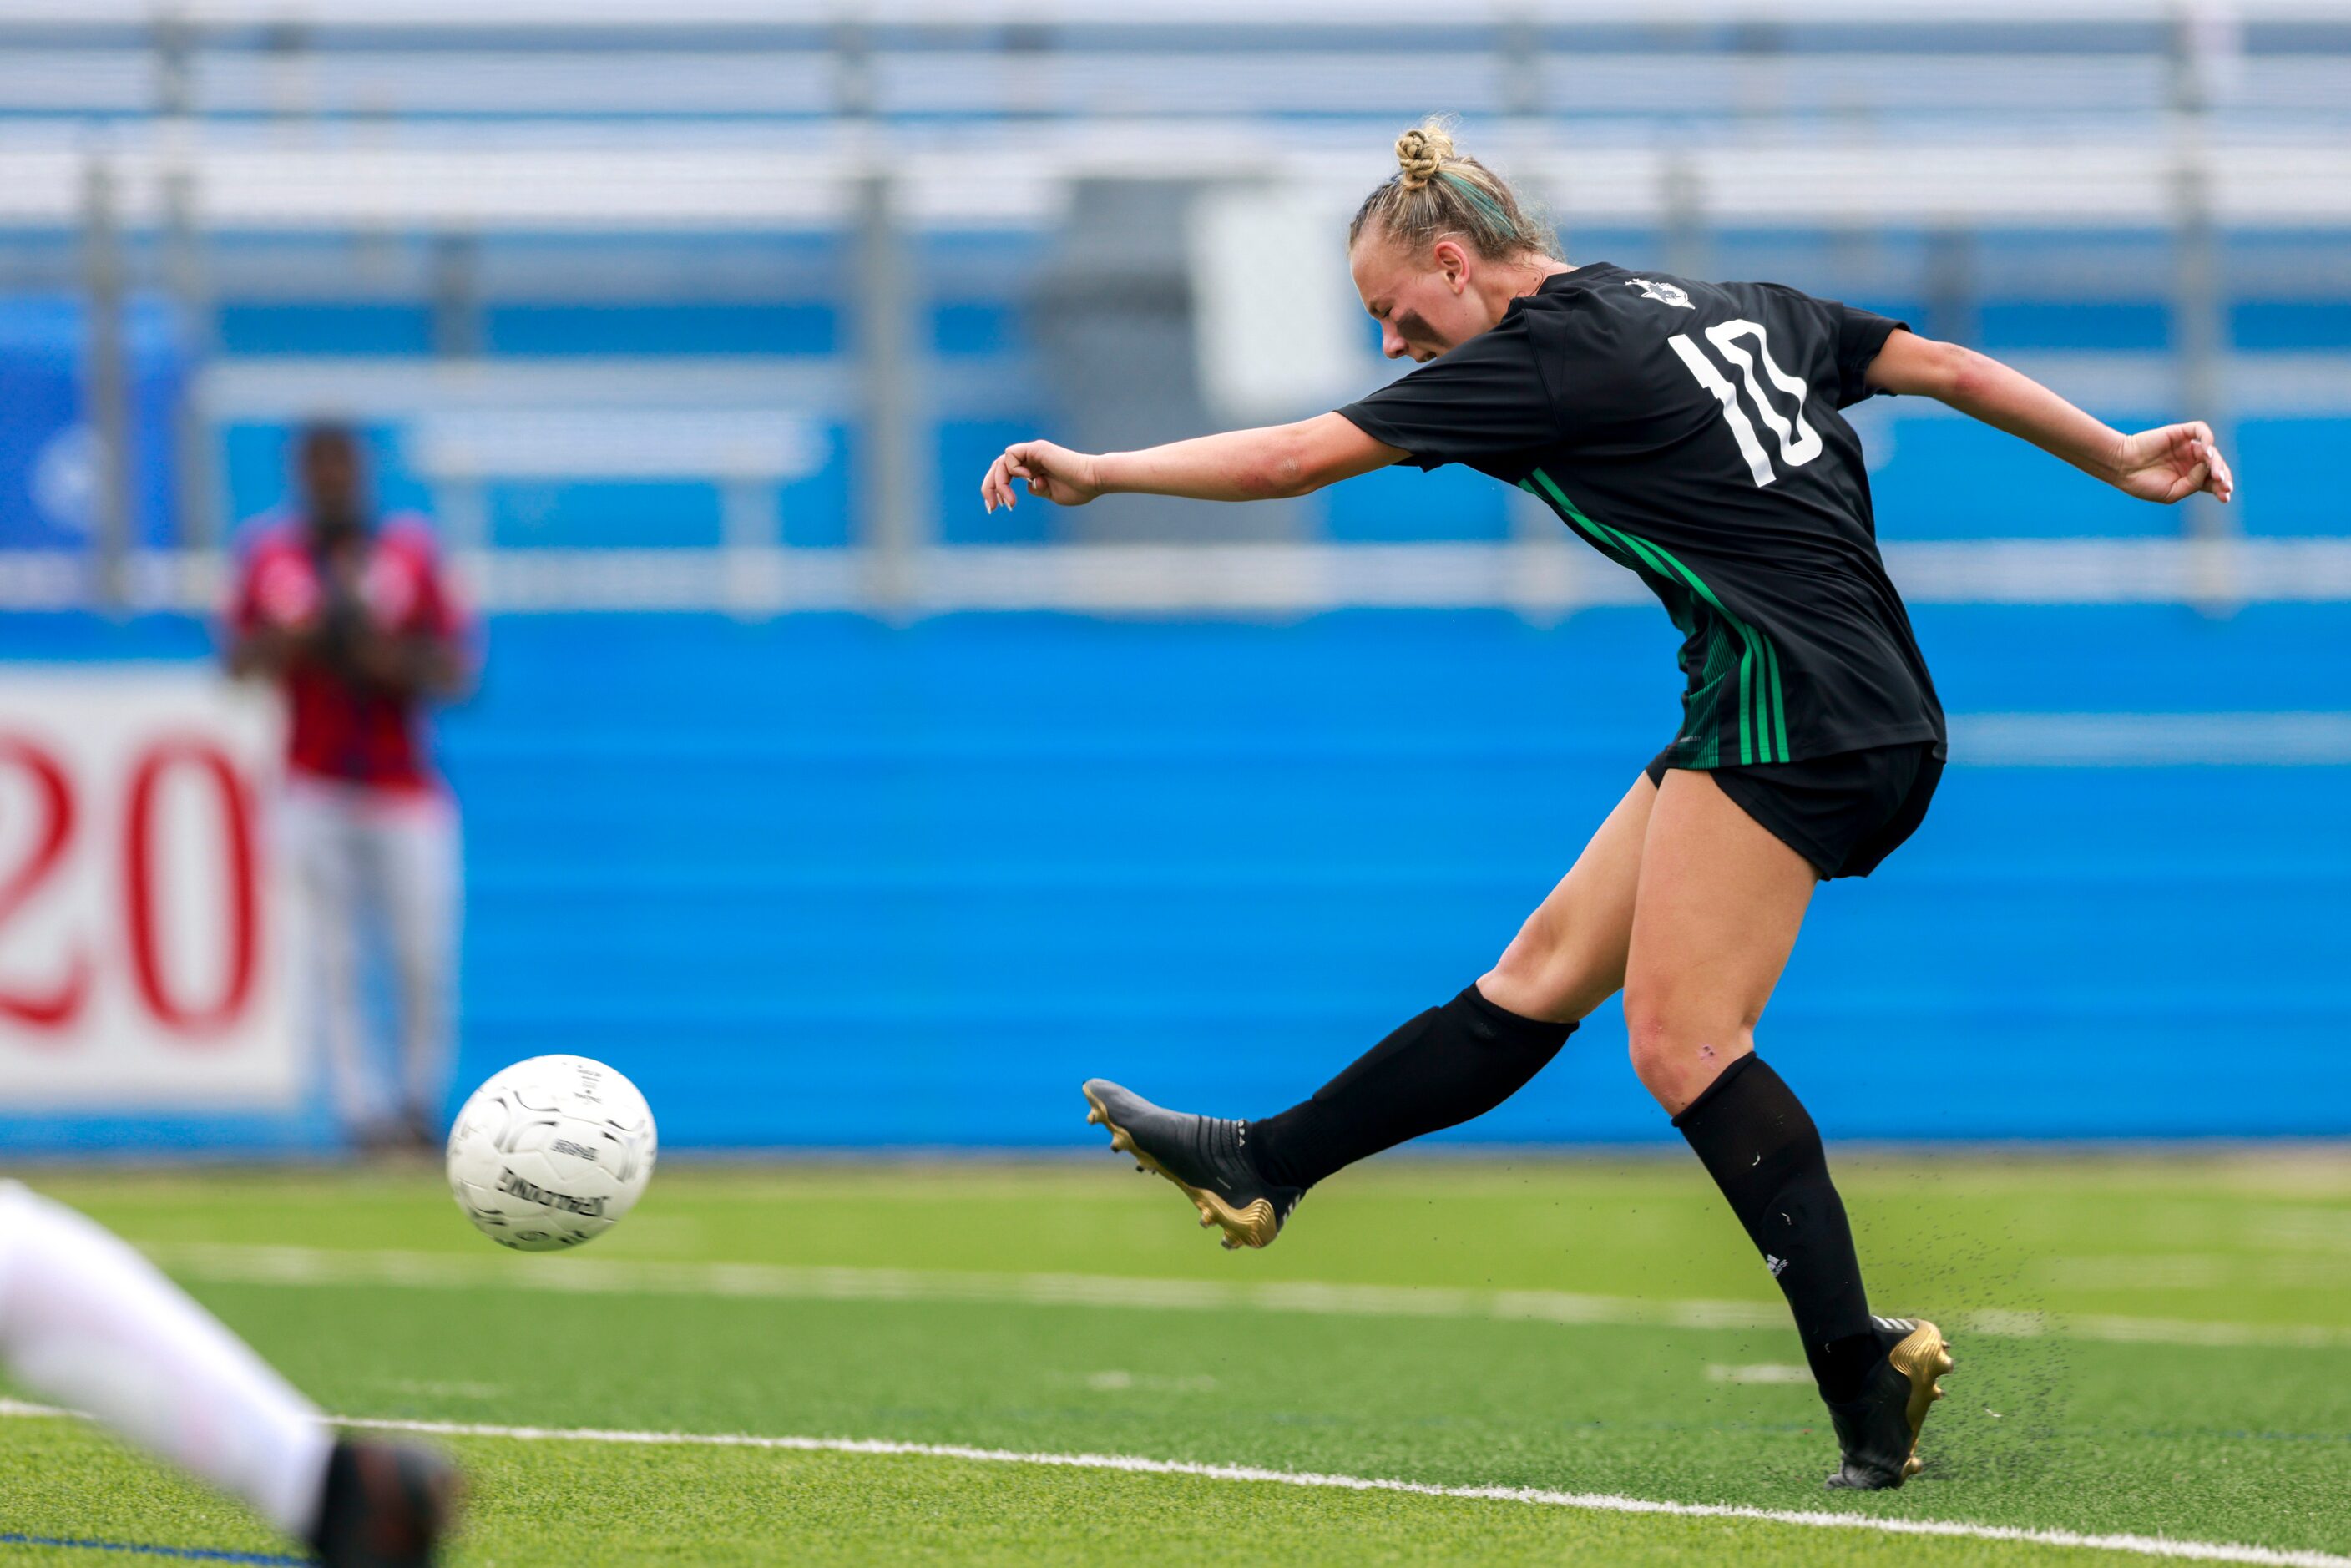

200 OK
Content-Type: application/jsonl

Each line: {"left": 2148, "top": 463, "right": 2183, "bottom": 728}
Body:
{"left": 1626, "top": 277, "right": 1695, "bottom": 310}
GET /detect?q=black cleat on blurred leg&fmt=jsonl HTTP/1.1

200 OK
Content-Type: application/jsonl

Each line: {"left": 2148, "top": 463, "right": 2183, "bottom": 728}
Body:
{"left": 1081, "top": 1080, "right": 1303, "bottom": 1250}
{"left": 310, "top": 1439, "right": 461, "bottom": 1567}
{"left": 1823, "top": 1317, "right": 1955, "bottom": 1490}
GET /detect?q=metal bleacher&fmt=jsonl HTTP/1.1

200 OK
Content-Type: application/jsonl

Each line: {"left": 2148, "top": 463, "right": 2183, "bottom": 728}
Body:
{"left": 0, "top": 0, "right": 2347, "bottom": 615}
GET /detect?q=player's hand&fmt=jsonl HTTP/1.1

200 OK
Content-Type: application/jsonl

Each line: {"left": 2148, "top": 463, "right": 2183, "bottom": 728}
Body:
{"left": 2111, "top": 422, "right": 2234, "bottom": 505}
{"left": 982, "top": 440, "right": 1103, "bottom": 512}
{"left": 227, "top": 621, "right": 315, "bottom": 679}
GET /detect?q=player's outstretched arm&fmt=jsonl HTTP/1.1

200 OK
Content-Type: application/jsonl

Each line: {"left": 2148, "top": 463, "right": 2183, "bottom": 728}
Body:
{"left": 980, "top": 412, "right": 1405, "bottom": 513}
{"left": 1864, "top": 328, "right": 2234, "bottom": 506}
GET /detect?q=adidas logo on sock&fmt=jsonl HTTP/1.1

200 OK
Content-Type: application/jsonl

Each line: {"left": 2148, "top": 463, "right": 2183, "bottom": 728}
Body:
{"left": 1765, "top": 1254, "right": 1789, "bottom": 1277}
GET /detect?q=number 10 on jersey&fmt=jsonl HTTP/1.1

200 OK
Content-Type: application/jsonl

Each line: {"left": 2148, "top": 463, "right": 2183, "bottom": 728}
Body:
{"left": 1669, "top": 319, "right": 1823, "bottom": 488}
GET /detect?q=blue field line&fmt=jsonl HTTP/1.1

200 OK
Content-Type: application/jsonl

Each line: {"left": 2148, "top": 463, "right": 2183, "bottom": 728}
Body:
{"left": 0, "top": 1535, "right": 307, "bottom": 1565}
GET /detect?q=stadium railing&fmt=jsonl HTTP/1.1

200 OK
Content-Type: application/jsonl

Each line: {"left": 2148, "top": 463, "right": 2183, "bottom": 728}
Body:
{"left": 0, "top": 0, "right": 2345, "bottom": 616}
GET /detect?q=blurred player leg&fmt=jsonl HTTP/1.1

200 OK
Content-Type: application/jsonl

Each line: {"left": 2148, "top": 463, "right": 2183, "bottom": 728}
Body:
{"left": 286, "top": 783, "right": 395, "bottom": 1142}
{"left": 0, "top": 1181, "right": 461, "bottom": 1559}
{"left": 0, "top": 1181, "right": 330, "bottom": 1536}
{"left": 371, "top": 793, "right": 461, "bottom": 1145}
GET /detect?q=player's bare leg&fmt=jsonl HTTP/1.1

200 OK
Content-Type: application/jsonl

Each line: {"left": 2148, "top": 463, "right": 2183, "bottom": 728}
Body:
{"left": 1625, "top": 769, "right": 1951, "bottom": 1489}
{"left": 1620, "top": 767, "right": 1813, "bottom": 1115}
{"left": 1084, "top": 775, "right": 1651, "bottom": 1248}
{"left": 1476, "top": 771, "right": 1653, "bottom": 1022}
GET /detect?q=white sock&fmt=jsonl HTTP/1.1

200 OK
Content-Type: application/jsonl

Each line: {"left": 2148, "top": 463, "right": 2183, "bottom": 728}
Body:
{"left": 0, "top": 1181, "right": 333, "bottom": 1540}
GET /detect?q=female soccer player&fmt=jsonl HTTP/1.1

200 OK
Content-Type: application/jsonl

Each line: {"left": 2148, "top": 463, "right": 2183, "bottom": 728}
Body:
{"left": 981, "top": 120, "right": 2232, "bottom": 1490}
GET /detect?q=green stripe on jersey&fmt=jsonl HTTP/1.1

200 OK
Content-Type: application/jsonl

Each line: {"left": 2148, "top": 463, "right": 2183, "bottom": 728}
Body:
{"left": 1524, "top": 468, "right": 1789, "bottom": 765}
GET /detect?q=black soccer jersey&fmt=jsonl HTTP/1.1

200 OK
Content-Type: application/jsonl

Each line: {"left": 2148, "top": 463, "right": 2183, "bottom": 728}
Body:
{"left": 1337, "top": 263, "right": 1944, "bottom": 769}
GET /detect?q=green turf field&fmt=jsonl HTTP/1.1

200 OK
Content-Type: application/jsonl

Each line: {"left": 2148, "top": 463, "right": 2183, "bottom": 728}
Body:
{"left": 6, "top": 1151, "right": 2349, "bottom": 1565}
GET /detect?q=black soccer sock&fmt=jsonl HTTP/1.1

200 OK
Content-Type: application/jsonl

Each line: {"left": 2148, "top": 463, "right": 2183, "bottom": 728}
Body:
{"left": 1672, "top": 1054, "right": 1878, "bottom": 1404}
{"left": 1247, "top": 984, "right": 1574, "bottom": 1191}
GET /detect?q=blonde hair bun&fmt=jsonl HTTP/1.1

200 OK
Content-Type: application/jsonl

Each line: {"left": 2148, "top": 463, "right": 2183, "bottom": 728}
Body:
{"left": 1352, "top": 114, "right": 1560, "bottom": 263}
{"left": 1394, "top": 118, "right": 1456, "bottom": 191}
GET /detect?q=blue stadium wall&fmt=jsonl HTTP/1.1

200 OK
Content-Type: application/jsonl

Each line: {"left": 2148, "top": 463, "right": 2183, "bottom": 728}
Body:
{"left": 3, "top": 602, "right": 2345, "bottom": 1150}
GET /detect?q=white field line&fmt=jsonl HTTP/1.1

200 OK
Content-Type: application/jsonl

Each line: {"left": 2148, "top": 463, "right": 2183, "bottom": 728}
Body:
{"left": 144, "top": 1242, "right": 2351, "bottom": 1353}
{"left": 1706, "top": 1363, "right": 1816, "bottom": 1384}
{"left": 0, "top": 1399, "right": 2340, "bottom": 1568}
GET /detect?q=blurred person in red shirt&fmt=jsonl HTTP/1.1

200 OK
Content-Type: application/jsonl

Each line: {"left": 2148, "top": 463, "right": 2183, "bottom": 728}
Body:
{"left": 225, "top": 423, "right": 475, "bottom": 1151}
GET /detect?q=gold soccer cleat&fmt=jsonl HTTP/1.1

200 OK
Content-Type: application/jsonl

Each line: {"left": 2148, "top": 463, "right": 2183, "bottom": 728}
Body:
{"left": 1081, "top": 1079, "right": 1302, "bottom": 1251}
{"left": 1823, "top": 1317, "right": 1955, "bottom": 1490}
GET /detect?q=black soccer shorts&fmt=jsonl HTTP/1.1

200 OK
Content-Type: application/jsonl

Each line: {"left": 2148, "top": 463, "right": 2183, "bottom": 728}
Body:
{"left": 1646, "top": 740, "right": 1944, "bottom": 881}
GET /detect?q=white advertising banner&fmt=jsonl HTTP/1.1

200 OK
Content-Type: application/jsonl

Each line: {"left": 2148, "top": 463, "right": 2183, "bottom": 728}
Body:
{"left": 0, "top": 665, "right": 301, "bottom": 1109}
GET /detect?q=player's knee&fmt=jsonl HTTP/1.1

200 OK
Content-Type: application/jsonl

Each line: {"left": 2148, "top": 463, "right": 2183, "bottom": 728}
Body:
{"left": 1481, "top": 923, "right": 1615, "bottom": 1024}
{"left": 1485, "top": 940, "right": 1617, "bottom": 1024}
{"left": 1620, "top": 999, "right": 1678, "bottom": 1097}
{"left": 1622, "top": 986, "right": 1751, "bottom": 1115}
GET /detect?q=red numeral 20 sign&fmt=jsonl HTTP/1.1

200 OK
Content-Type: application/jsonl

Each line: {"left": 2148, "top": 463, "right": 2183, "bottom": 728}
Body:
{"left": 0, "top": 735, "right": 261, "bottom": 1041}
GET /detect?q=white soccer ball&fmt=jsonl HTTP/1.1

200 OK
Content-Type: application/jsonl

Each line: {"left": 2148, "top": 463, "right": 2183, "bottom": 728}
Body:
{"left": 445, "top": 1055, "right": 656, "bottom": 1252}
